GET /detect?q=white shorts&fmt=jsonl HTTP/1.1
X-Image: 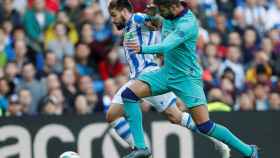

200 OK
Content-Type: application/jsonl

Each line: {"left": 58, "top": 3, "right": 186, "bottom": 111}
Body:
{"left": 112, "top": 80, "right": 177, "bottom": 112}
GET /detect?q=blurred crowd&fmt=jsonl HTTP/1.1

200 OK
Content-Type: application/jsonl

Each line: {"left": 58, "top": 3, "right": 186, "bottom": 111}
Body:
{"left": 0, "top": 0, "right": 279, "bottom": 117}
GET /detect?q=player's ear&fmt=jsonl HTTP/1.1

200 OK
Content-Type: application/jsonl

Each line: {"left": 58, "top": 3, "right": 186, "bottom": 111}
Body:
{"left": 120, "top": 8, "right": 129, "bottom": 17}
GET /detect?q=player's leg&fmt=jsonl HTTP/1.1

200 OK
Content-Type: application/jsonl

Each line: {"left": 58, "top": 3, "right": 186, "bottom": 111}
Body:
{"left": 106, "top": 104, "right": 135, "bottom": 148}
{"left": 146, "top": 92, "right": 230, "bottom": 158}
{"left": 164, "top": 106, "right": 230, "bottom": 158}
{"left": 190, "top": 105, "right": 258, "bottom": 158}
{"left": 121, "top": 69, "right": 170, "bottom": 158}
{"left": 145, "top": 93, "right": 197, "bottom": 131}
{"left": 121, "top": 80, "right": 151, "bottom": 150}
{"left": 106, "top": 81, "right": 138, "bottom": 149}
{"left": 172, "top": 78, "right": 259, "bottom": 158}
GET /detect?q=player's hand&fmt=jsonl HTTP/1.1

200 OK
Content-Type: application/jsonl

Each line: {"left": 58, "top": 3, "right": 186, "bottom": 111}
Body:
{"left": 145, "top": 21, "right": 160, "bottom": 31}
{"left": 124, "top": 40, "right": 141, "bottom": 54}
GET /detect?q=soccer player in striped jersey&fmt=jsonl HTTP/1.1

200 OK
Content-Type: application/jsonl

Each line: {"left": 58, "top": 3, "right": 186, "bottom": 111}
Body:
{"left": 107, "top": 0, "right": 230, "bottom": 158}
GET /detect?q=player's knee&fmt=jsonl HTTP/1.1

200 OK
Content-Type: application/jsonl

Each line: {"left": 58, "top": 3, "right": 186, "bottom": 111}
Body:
{"left": 121, "top": 88, "right": 140, "bottom": 101}
{"left": 106, "top": 106, "right": 121, "bottom": 123}
{"left": 106, "top": 110, "right": 114, "bottom": 123}
{"left": 197, "top": 120, "right": 215, "bottom": 134}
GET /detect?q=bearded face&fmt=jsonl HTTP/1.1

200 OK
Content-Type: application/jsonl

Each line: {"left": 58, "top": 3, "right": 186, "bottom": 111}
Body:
{"left": 110, "top": 9, "right": 127, "bottom": 30}
{"left": 158, "top": 4, "right": 175, "bottom": 20}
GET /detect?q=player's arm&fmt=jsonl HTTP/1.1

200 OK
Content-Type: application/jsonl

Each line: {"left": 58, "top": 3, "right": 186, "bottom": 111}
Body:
{"left": 141, "top": 21, "right": 196, "bottom": 54}
{"left": 133, "top": 13, "right": 162, "bottom": 31}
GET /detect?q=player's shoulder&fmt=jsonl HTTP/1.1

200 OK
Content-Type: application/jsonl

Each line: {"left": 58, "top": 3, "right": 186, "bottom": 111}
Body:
{"left": 178, "top": 10, "right": 196, "bottom": 23}
{"left": 176, "top": 10, "right": 198, "bottom": 29}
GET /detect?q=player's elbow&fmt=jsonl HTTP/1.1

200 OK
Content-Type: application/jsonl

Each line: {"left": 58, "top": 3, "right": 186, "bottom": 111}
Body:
{"left": 161, "top": 45, "right": 172, "bottom": 54}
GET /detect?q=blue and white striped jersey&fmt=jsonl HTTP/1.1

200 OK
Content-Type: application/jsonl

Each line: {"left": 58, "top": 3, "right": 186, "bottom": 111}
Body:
{"left": 123, "top": 13, "right": 159, "bottom": 79}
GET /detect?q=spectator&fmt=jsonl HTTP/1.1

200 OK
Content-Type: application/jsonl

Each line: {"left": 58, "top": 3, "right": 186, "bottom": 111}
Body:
{"left": 207, "top": 88, "right": 232, "bottom": 112}
{"left": 78, "top": 75, "right": 98, "bottom": 112}
{"left": 246, "top": 51, "right": 272, "bottom": 86}
{"left": 75, "top": 95, "right": 91, "bottom": 114}
{"left": 75, "top": 42, "right": 96, "bottom": 77}
{"left": 246, "top": 63, "right": 272, "bottom": 86}
{"left": 45, "top": 11, "right": 79, "bottom": 45}
{"left": 46, "top": 22, "right": 75, "bottom": 62}
{"left": 219, "top": 77, "right": 236, "bottom": 105}
{"left": 91, "top": 5, "right": 116, "bottom": 59}
{"left": 261, "top": 37, "right": 273, "bottom": 57}
{"left": 23, "top": 0, "right": 55, "bottom": 52}
{"left": 265, "top": 0, "right": 280, "bottom": 30}
{"left": 40, "top": 50, "right": 62, "bottom": 77}
{"left": 12, "top": 26, "right": 27, "bottom": 42}
{"left": 254, "top": 83, "right": 269, "bottom": 111}
{"left": 129, "top": 0, "right": 151, "bottom": 13}
{"left": 219, "top": 45, "right": 245, "bottom": 90}
{"left": 216, "top": 0, "right": 236, "bottom": 18}
{"left": 0, "top": 77, "right": 11, "bottom": 113}
{"left": 49, "top": 88, "right": 66, "bottom": 114}
{"left": 40, "top": 96, "right": 58, "bottom": 115}
{"left": 268, "top": 92, "right": 280, "bottom": 110}
{"left": 18, "top": 89, "right": 32, "bottom": 115}
{"left": 28, "top": 0, "right": 60, "bottom": 13}
{"left": 235, "top": 0, "right": 267, "bottom": 33}
{"left": 39, "top": 87, "right": 66, "bottom": 114}
{"left": 235, "top": 93, "right": 255, "bottom": 111}
{"left": 46, "top": 73, "right": 61, "bottom": 92}
{"left": 0, "top": 0, "right": 22, "bottom": 27}
{"left": 61, "top": 69, "right": 77, "bottom": 108}
{"left": 79, "top": 7, "right": 94, "bottom": 26}
{"left": 12, "top": 0, "right": 28, "bottom": 15}
{"left": 4, "top": 62, "right": 19, "bottom": 93}
{"left": 13, "top": 40, "right": 31, "bottom": 68}
{"left": 213, "top": 13, "right": 229, "bottom": 45}
{"left": 6, "top": 94, "right": 24, "bottom": 116}
{"left": 208, "top": 32, "right": 227, "bottom": 57}
{"left": 228, "top": 31, "right": 242, "bottom": 47}
{"left": 98, "top": 47, "right": 125, "bottom": 81}
{"left": 17, "top": 63, "right": 46, "bottom": 114}
{"left": 63, "top": 0, "right": 85, "bottom": 27}
{"left": 79, "top": 22, "right": 93, "bottom": 45}
{"left": 242, "top": 28, "right": 258, "bottom": 64}
{"left": 201, "top": 43, "right": 221, "bottom": 78}
{"left": 221, "top": 67, "right": 236, "bottom": 85}
{"left": 63, "top": 55, "right": 77, "bottom": 73}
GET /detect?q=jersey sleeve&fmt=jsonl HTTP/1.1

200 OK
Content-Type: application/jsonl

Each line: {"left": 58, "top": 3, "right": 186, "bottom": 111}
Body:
{"left": 141, "top": 18, "right": 197, "bottom": 54}
{"left": 133, "top": 13, "right": 150, "bottom": 26}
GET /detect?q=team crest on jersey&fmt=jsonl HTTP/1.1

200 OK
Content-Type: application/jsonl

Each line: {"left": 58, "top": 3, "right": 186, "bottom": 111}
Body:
{"left": 124, "top": 32, "right": 134, "bottom": 40}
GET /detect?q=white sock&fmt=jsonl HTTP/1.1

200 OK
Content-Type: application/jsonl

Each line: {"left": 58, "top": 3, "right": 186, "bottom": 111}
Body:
{"left": 180, "top": 112, "right": 198, "bottom": 132}
{"left": 111, "top": 117, "right": 135, "bottom": 148}
{"left": 181, "top": 113, "right": 230, "bottom": 158}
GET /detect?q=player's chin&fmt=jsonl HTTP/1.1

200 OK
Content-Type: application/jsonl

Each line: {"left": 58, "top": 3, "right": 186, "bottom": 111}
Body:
{"left": 114, "top": 24, "right": 124, "bottom": 30}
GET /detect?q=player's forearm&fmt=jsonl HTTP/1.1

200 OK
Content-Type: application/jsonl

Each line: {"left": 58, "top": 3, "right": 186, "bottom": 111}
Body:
{"left": 141, "top": 32, "right": 183, "bottom": 54}
{"left": 141, "top": 45, "right": 164, "bottom": 54}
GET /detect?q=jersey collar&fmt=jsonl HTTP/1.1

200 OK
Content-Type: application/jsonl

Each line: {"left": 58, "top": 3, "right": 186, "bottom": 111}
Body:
{"left": 172, "top": 8, "right": 188, "bottom": 20}
{"left": 125, "top": 15, "right": 133, "bottom": 32}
